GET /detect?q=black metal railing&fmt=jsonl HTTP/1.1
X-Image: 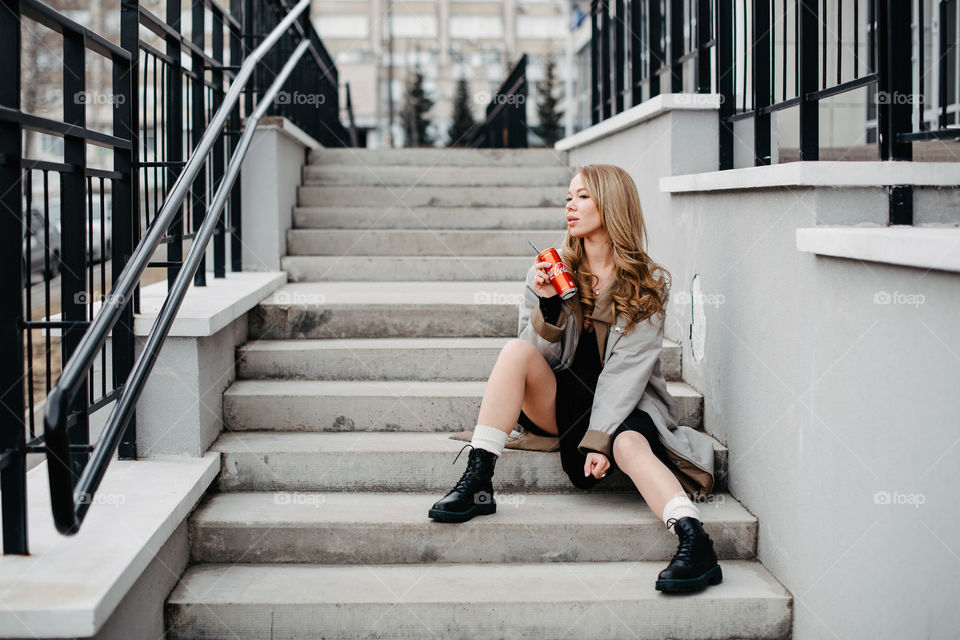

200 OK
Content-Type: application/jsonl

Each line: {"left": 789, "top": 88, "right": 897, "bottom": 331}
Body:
{"left": 469, "top": 54, "right": 529, "bottom": 148}
{"left": 0, "top": 0, "right": 349, "bottom": 554}
{"left": 589, "top": 0, "right": 960, "bottom": 224}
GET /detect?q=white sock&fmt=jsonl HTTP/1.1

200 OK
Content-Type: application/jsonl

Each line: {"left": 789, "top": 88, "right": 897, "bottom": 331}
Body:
{"left": 661, "top": 494, "right": 702, "bottom": 533}
{"left": 470, "top": 424, "right": 508, "bottom": 457}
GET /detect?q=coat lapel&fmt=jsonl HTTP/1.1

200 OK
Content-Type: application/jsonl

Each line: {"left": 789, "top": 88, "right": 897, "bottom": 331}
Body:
{"left": 590, "top": 283, "right": 616, "bottom": 363}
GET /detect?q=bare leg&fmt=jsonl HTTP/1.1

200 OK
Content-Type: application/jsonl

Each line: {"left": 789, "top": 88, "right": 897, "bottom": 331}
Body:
{"left": 475, "top": 339, "right": 559, "bottom": 435}
{"left": 612, "top": 431, "right": 686, "bottom": 520}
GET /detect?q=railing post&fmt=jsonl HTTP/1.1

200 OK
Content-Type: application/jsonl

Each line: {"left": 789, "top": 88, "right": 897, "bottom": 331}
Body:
{"left": 600, "top": 0, "right": 611, "bottom": 119}
{"left": 629, "top": 0, "right": 642, "bottom": 105}
{"left": 116, "top": 0, "right": 140, "bottom": 460}
{"left": 230, "top": 0, "right": 244, "bottom": 272}
{"left": 797, "top": 0, "right": 819, "bottom": 160}
{"left": 878, "top": 0, "right": 914, "bottom": 224}
{"left": 0, "top": 0, "right": 29, "bottom": 556}
{"left": 669, "top": 0, "right": 683, "bottom": 92}
{"left": 212, "top": 10, "right": 227, "bottom": 279}
{"left": 590, "top": 0, "right": 600, "bottom": 124}
{"left": 192, "top": 0, "right": 208, "bottom": 286}
{"left": 716, "top": 0, "right": 734, "bottom": 169}
{"left": 696, "top": 0, "right": 711, "bottom": 92}
{"left": 166, "top": 0, "right": 184, "bottom": 289}
{"left": 647, "top": 0, "right": 662, "bottom": 99}
{"left": 61, "top": 26, "right": 90, "bottom": 480}
{"left": 753, "top": 0, "right": 771, "bottom": 165}
{"left": 613, "top": 0, "right": 624, "bottom": 113}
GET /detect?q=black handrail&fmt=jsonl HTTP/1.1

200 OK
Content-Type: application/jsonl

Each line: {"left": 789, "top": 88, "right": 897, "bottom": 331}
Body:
{"left": 43, "top": 0, "right": 312, "bottom": 535}
{"left": 468, "top": 54, "right": 528, "bottom": 148}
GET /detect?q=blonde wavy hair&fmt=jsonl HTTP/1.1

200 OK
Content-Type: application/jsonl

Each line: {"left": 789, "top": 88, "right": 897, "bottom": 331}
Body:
{"left": 560, "top": 163, "right": 671, "bottom": 335}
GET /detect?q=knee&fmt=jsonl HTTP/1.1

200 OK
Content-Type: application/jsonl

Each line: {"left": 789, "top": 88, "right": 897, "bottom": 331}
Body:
{"left": 612, "top": 430, "right": 653, "bottom": 464}
{"left": 497, "top": 338, "right": 539, "bottom": 367}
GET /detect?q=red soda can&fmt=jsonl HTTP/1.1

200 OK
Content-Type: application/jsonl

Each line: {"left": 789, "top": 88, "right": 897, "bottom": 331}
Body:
{"left": 538, "top": 248, "right": 578, "bottom": 300}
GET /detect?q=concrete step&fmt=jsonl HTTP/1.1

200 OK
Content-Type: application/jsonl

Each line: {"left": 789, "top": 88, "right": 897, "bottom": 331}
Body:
{"left": 282, "top": 255, "right": 533, "bottom": 282}
{"left": 286, "top": 229, "right": 567, "bottom": 257}
{"left": 211, "top": 431, "right": 727, "bottom": 493}
{"left": 189, "top": 491, "right": 756, "bottom": 564}
{"left": 302, "top": 165, "right": 572, "bottom": 186}
{"left": 298, "top": 185, "right": 562, "bottom": 208}
{"left": 222, "top": 379, "right": 702, "bottom": 432}
{"left": 167, "top": 561, "right": 792, "bottom": 640}
{"left": 307, "top": 147, "right": 568, "bottom": 167}
{"left": 293, "top": 206, "right": 567, "bottom": 230}
{"left": 248, "top": 281, "right": 520, "bottom": 339}
{"left": 236, "top": 337, "right": 682, "bottom": 382}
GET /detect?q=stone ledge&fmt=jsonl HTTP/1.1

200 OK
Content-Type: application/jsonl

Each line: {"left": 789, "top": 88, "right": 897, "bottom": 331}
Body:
{"left": 0, "top": 453, "right": 219, "bottom": 638}
{"left": 660, "top": 161, "right": 960, "bottom": 193}
{"left": 796, "top": 225, "right": 960, "bottom": 273}
{"left": 252, "top": 115, "right": 321, "bottom": 150}
{"left": 135, "top": 270, "right": 286, "bottom": 337}
{"left": 555, "top": 93, "right": 721, "bottom": 152}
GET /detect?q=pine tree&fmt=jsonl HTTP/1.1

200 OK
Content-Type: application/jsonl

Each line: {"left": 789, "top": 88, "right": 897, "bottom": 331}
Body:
{"left": 535, "top": 55, "right": 564, "bottom": 146}
{"left": 447, "top": 77, "right": 477, "bottom": 147}
{"left": 401, "top": 66, "right": 435, "bottom": 147}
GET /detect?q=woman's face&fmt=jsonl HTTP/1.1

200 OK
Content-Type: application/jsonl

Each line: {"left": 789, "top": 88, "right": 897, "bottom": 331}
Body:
{"left": 564, "top": 172, "right": 603, "bottom": 238}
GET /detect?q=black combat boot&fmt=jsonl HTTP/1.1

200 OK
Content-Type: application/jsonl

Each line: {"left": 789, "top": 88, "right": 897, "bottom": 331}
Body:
{"left": 428, "top": 445, "right": 498, "bottom": 523}
{"left": 655, "top": 517, "right": 723, "bottom": 593}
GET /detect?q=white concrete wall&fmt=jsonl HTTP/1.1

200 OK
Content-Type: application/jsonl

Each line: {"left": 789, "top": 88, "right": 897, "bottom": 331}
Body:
{"left": 560, "top": 106, "right": 960, "bottom": 639}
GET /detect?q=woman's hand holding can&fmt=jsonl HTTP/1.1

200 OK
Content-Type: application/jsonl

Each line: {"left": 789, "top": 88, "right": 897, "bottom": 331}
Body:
{"left": 533, "top": 260, "right": 558, "bottom": 298}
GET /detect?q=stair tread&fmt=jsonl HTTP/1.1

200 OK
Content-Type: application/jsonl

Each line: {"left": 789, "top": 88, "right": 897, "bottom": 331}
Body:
{"left": 223, "top": 378, "right": 702, "bottom": 399}
{"left": 261, "top": 280, "right": 523, "bottom": 306}
{"left": 239, "top": 336, "right": 682, "bottom": 352}
{"left": 193, "top": 490, "right": 750, "bottom": 526}
{"left": 212, "top": 429, "right": 724, "bottom": 453}
{"left": 170, "top": 560, "right": 790, "bottom": 604}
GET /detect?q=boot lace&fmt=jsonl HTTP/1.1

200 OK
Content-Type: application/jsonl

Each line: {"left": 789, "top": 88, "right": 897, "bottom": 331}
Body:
{"left": 665, "top": 517, "right": 696, "bottom": 564}
{"left": 451, "top": 444, "right": 486, "bottom": 494}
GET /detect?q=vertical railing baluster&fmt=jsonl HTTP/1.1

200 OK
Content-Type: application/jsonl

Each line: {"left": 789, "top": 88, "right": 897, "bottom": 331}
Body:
{"left": 648, "top": 0, "right": 663, "bottom": 98}
{"left": 230, "top": 0, "right": 243, "bottom": 271}
{"left": 0, "top": 0, "right": 29, "bottom": 556}
{"left": 615, "top": 0, "right": 625, "bottom": 112}
{"left": 630, "top": 0, "right": 643, "bottom": 104}
{"left": 192, "top": 0, "right": 208, "bottom": 286}
{"left": 600, "top": 0, "right": 612, "bottom": 118}
{"left": 718, "top": 0, "right": 734, "bottom": 169}
{"left": 696, "top": 0, "right": 711, "bottom": 92}
{"left": 212, "top": 10, "right": 226, "bottom": 279}
{"left": 754, "top": 0, "right": 772, "bottom": 165}
{"left": 61, "top": 26, "right": 90, "bottom": 480}
{"left": 166, "top": 0, "right": 183, "bottom": 289}
{"left": 798, "top": 0, "right": 819, "bottom": 159}
{"left": 117, "top": 0, "right": 139, "bottom": 460}
{"left": 670, "top": 0, "right": 684, "bottom": 91}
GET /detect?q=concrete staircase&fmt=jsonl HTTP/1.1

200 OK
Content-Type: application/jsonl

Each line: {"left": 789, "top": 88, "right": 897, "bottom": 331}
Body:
{"left": 165, "top": 148, "right": 793, "bottom": 639}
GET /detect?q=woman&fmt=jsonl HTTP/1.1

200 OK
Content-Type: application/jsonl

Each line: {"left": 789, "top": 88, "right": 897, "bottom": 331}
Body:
{"left": 428, "top": 164, "right": 722, "bottom": 593}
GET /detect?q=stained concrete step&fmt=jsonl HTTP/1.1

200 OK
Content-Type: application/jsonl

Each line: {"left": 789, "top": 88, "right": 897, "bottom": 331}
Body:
{"left": 236, "top": 337, "right": 682, "bottom": 382}
{"left": 167, "top": 561, "right": 792, "bottom": 640}
{"left": 293, "top": 206, "right": 568, "bottom": 230}
{"left": 282, "top": 255, "right": 533, "bottom": 282}
{"left": 302, "top": 165, "right": 572, "bottom": 186}
{"left": 298, "top": 185, "right": 562, "bottom": 208}
{"left": 307, "top": 147, "right": 568, "bottom": 167}
{"left": 222, "top": 379, "right": 702, "bottom": 432}
{"left": 190, "top": 491, "right": 756, "bottom": 564}
{"left": 286, "top": 229, "right": 567, "bottom": 257}
{"left": 211, "top": 431, "right": 727, "bottom": 493}
{"left": 248, "top": 281, "right": 521, "bottom": 339}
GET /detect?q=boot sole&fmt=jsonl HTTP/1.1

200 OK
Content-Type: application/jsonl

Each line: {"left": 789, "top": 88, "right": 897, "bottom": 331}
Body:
{"left": 655, "top": 564, "right": 723, "bottom": 593}
{"left": 428, "top": 503, "right": 497, "bottom": 523}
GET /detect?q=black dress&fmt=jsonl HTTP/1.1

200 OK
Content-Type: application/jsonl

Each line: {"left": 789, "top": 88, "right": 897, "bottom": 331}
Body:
{"left": 518, "top": 294, "right": 675, "bottom": 490}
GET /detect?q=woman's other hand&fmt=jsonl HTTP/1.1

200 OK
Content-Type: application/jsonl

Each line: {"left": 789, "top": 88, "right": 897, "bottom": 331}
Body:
{"left": 533, "top": 260, "right": 558, "bottom": 298}
{"left": 584, "top": 452, "right": 609, "bottom": 479}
